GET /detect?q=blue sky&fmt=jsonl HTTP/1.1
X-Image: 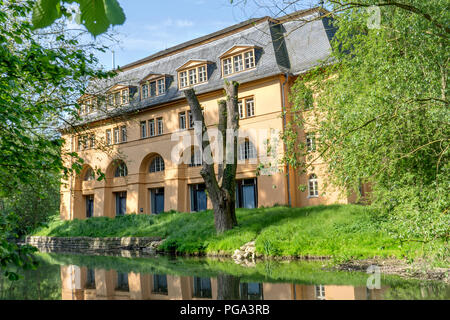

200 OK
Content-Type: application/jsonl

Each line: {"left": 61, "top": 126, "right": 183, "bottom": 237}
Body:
{"left": 93, "top": 0, "right": 311, "bottom": 69}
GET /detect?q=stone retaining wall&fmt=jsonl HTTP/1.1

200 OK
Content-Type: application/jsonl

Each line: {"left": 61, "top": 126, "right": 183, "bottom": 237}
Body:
{"left": 23, "top": 236, "right": 163, "bottom": 255}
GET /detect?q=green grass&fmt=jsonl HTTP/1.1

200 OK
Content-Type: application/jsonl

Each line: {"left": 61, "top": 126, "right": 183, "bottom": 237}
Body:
{"left": 33, "top": 204, "right": 447, "bottom": 262}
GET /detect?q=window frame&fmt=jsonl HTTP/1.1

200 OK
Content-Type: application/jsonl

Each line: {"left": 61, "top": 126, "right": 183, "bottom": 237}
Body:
{"left": 179, "top": 111, "right": 186, "bottom": 130}
{"left": 120, "top": 126, "right": 127, "bottom": 143}
{"left": 221, "top": 48, "right": 256, "bottom": 77}
{"left": 157, "top": 117, "right": 163, "bottom": 135}
{"left": 106, "top": 129, "right": 112, "bottom": 146}
{"left": 238, "top": 139, "right": 257, "bottom": 161}
{"left": 306, "top": 133, "right": 316, "bottom": 152}
{"left": 308, "top": 174, "right": 319, "bottom": 198}
{"left": 149, "top": 119, "right": 155, "bottom": 137}
{"left": 140, "top": 121, "right": 147, "bottom": 138}
{"left": 178, "top": 63, "right": 208, "bottom": 89}
{"left": 237, "top": 96, "right": 255, "bottom": 119}
{"left": 141, "top": 76, "right": 166, "bottom": 100}
{"left": 149, "top": 156, "right": 165, "bottom": 173}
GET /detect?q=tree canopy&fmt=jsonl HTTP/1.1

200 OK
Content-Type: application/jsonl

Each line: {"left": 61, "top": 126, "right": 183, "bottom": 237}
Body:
{"left": 283, "top": 0, "right": 449, "bottom": 243}
{"left": 0, "top": 0, "right": 111, "bottom": 279}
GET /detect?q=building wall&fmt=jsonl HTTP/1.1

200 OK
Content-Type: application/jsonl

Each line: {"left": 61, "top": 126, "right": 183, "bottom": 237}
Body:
{"left": 60, "top": 74, "right": 355, "bottom": 220}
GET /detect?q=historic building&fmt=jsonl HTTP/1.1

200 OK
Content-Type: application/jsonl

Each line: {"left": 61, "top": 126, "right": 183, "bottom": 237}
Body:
{"left": 60, "top": 8, "right": 360, "bottom": 220}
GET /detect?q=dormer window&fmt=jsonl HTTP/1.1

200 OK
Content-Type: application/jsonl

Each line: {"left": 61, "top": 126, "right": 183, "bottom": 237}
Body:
{"left": 78, "top": 96, "right": 96, "bottom": 115}
{"left": 176, "top": 60, "right": 211, "bottom": 89}
{"left": 106, "top": 86, "right": 130, "bottom": 108}
{"left": 140, "top": 74, "right": 167, "bottom": 99}
{"left": 220, "top": 45, "right": 258, "bottom": 77}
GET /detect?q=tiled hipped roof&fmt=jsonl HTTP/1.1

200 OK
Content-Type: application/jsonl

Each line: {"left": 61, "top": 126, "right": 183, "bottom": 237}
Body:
{"left": 82, "top": 8, "right": 335, "bottom": 124}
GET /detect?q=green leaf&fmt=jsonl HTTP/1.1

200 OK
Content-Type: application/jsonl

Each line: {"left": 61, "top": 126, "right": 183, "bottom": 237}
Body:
{"left": 31, "top": 0, "right": 62, "bottom": 29}
{"left": 78, "top": 0, "right": 110, "bottom": 37}
{"left": 103, "top": 0, "right": 126, "bottom": 26}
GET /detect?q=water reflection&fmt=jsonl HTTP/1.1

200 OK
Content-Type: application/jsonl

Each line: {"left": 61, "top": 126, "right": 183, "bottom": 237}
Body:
{"left": 1, "top": 254, "right": 448, "bottom": 300}
{"left": 60, "top": 265, "right": 387, "bottom": 300}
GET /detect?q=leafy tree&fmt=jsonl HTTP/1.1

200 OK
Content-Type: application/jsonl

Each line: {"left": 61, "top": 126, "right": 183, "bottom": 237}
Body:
{"left": 280, "top": 1, "right": 449, "bottom": 243}
{"left": 0, "top": 0, "right": 111, "bottom": 279}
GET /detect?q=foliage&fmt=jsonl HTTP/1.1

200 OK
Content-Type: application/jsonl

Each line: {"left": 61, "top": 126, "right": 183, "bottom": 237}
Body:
{"left": 33, "top": 205, "right": 448, "bottom": 264}
{"left": 283, "top": 0, "right": 449, "bottom": 243}
{"left": 31, "top": 0, "right": 125, "bottom": 36}
{"left": 0, "top": 172, "right": 60, "bottom": 237}
{"left": 0, "top": 0, "right": 111, "bottom": 280}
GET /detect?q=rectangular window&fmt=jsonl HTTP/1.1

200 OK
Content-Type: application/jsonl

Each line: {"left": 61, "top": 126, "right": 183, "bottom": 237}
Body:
{"left": 157, "top": 78, "right": 165, "bottom": 95}
{"left": 150, "top": 81, "right": 156, "bottom": 97}
{"left": 121, "top": 89, "right": 129, "bottom": 104}
{"left": 77, "top": 136, "right": 83, "bottom": 151}
{"left": 189, "top": 68, "right": 197, "bottom": 85}
{"left": 238, "top": 101, "right": 244, "bottom": 119}
{"left": 142, "top": 84, "right": 149, "bottom": 99}
{"left": 180, "top": 71, "right": 188, "bottom": 88}
{"left": 89, "top": 134, "right": 95, "bottom": 148}
{"left": 188, "top": 111, "right": 194, "bottom": 128}
{"left": 114, "top": 92, "right": 120, "bottom": 105}
{"left": 113, "top": 127, "right": 120, "bottom": 144}
{"left": 121, "top": 126, "right": 127, "bottom": 143}
{"left": 223, "top": 58, "right": 232, "bottom": 75}
{"left": 149, "top": 119, "right": 155, "bottom": 136}
{"left": 107, "top": 94, "right": 113, "bottom": 108}
{"left": 244, "top": 50, "right": 255, "bottom": 69}
{"left": 140, "top": 121, "right": 147, "bottom": 138}
{"left": 246, "top": 98, "right": 254, "bottom": 117}
{"left": 157, "top": 117, "right": 163, "bottom": 135}
{"left": 179, "top": 112, "right": 186, "bottom": 130}
{"left": 306, "top": 133, "right": 316, "bottom": 152}
{"left": 106, "top": 129, "right": 111, "bottom": 145}
{"left": 198, "top": 66, "right": 206, "bottom": 83}
{"left": 233, "top": 54, "right": 244, "bottom": 72}
{"left": 86, "top": 99, "right": 92, "bottom": 113}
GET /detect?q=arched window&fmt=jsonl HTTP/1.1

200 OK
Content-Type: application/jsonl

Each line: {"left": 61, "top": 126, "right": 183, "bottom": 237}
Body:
{"left": 84, "top": 167, "right": 95, "bottom": 181}
{"left": 238, "top": 139, "right": 257, "bottom": 160}
{"left": 114, "top": 161, "right": 128, "bottom": 177}
{"left": 149, "top": 156, "right": 165, "bottom": 173}
{"left": 308, "top": 174, "right": 318, "bottom": 197}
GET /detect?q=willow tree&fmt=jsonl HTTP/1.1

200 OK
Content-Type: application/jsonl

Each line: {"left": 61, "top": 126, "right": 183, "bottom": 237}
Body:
{"left": 184, "top": 81, "right": 240, "bottom": 233}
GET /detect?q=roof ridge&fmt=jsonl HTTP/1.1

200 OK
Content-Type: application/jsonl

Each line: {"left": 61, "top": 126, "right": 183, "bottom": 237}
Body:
{"left": 118, "top": 16, "right": 269, "bottom": 72}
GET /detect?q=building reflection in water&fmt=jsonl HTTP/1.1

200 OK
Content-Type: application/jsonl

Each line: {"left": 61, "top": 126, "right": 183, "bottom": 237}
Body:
{"left": 60, "top": 265, "right": 387, "bottom": 300}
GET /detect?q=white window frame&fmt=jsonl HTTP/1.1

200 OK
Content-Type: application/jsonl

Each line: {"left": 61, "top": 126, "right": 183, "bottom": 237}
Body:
{"left": 308, "top": 174, "right": 319, "bottom": 198}
{"left": 157, "top": 78, "right": 165, "bottom": 95}
{"left": 306, "top": 133, "right": 316, "bottom": 152}
{"left": 246, "top": 98, "right": 254, "bottom": 117}
{"left": 238, "top": 140, "right": 257, "bottom": 161}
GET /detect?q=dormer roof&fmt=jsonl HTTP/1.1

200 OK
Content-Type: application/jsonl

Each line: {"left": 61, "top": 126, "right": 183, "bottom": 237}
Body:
{"left": 219, "top": 45, "right": 261, "bottom": 59}
{"left": 175, "top": 59, "right": 213, "bottom": 72}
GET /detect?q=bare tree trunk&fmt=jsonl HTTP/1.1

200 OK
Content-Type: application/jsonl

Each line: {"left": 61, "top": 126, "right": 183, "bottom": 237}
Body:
{"left": 184, "top": 81, "right": 239, "bottom": 233}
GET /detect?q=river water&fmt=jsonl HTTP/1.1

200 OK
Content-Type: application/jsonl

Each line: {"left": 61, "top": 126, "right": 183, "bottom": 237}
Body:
{"left": 0, "top": 253, "right": 448, "bottom": 300}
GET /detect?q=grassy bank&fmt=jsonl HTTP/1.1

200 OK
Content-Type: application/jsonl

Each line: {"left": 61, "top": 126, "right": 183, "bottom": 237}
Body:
{"left": 33, "top": 205, "right": 447, "bottom": 263}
